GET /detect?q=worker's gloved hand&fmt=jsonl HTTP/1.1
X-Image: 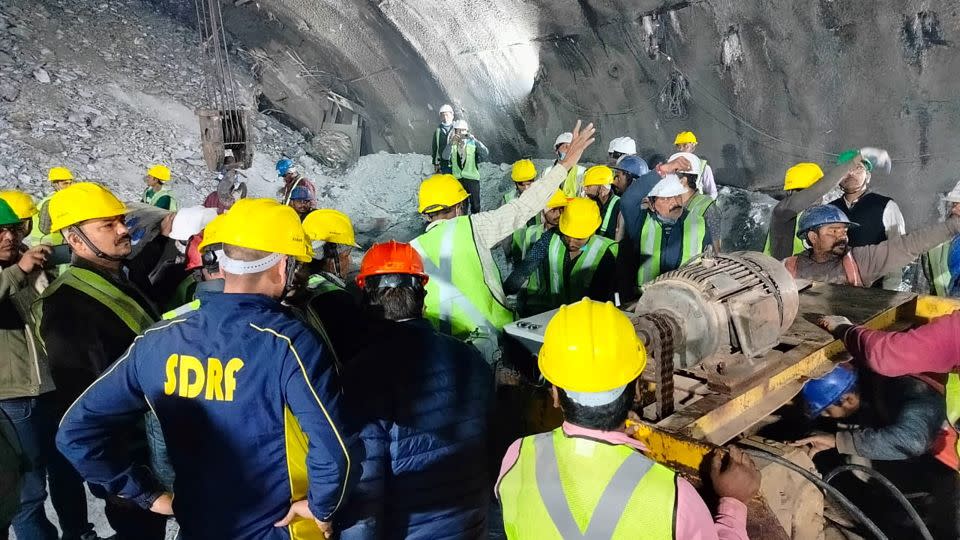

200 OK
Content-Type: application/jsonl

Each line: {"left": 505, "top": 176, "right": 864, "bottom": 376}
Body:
{"left": 17, "top": 244, "right": 51, "bottom": 273}
{"left": 709, "top": 446, "right": 760, "bottom": 504}
{"left": 148, "top": 492, "right": 174, "bottom": 516}
{"left": 816, "top": 315, "right": 853, "bottom": 338}
{"left": 790, "top": 433, "right": 837, "bottom": 458}
{"left": 558, "top": 120, "right": 596, "bottom": 171}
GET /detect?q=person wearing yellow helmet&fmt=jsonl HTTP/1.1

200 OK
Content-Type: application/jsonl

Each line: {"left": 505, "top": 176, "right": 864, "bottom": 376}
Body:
{"left": 501, "top": 159, "right": 542, "bottom": 264}
{"left": 582, "top": 165, "right": 621, "bottom": 240}
{"left": 142, "top": 164, "right": 178, "bottom": 211}
{"left": 33, "top": 182, "right": 170, "bottom": 539}
{"left": 505, "top": 198, "right": 617, "bottom": 315}
{"left": 56, "top": 198, "right": 356, "bottom": 540}
{"left": 26, "top": 167, "right": 75, "bottom": 247}
{"left": 672, "top": 131, "right": 718, "bottom": 200}
{"left": 0, "top": 190, "right": 38, "bottom": 237}
{"left": 496, "top": 298, "right": 758, "bottom": 539}
{"left": 411, "top": 120, "right": 596, "bottom": 362}
{"left": 766, "top": 156, "right": 867, "bottom": 260}
{"left": 0, "top": 197, "right": 62, "bottom": 540}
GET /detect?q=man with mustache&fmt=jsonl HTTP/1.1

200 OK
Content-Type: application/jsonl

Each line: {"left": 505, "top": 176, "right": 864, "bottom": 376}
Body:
{"left": 783, "top": 202, "right": 960, "bottom": 287}
{"left": 33, "top": 183, "right": 169, "bottom": 539}
{"left": 633, "top": 174, "right": 713, "bottom": 286}
{"left": 828, "top": 150, "right": 905, "bottom": 287}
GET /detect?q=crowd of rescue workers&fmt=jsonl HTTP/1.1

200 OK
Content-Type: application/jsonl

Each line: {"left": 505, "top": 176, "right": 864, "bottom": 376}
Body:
{"left": 2, "top": 107, "right": 960, "bottom": 540}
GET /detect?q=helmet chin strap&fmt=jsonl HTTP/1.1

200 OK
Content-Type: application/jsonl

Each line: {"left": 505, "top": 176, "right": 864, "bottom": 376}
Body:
{"left": 68, "top": 226, "right": 125, "bottom": 262}
{"left": 841, "top": 176, "right": 869, "bottom": 195}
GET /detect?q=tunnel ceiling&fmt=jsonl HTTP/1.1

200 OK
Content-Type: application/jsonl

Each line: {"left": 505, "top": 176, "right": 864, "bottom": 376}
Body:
{"left": 150, "top": 0, "right": 960, "bottom": 226}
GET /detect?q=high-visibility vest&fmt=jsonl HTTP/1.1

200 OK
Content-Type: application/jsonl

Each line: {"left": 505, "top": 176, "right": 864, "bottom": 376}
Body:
{"left": 504, "top": 191, "right": 544, "bottom": 263}
{"left": 411, "top": 217, "right": 514, "bottom": 342}
{"left": 143, "top": 188, "right": 178, "bottom": 211}
{"left": 562, "top": 166, "right": 581, "bottom": 197}
{"left": 764, "top": 213, "right": 805, "bottom": 257}
{"left": 307, "top": 273, "right": 345, "bottom": 295}
{"left": 162, "top": 298, "right": 201, "bottom": 320}
{"left": 536, "top": 234, "right": 616, "bottom": 307}
{"left": 909, "top": 373, "right": 960, "bottom": 471}
{"left": 924, "top": 241, "right": 953, "bottom": 297}
{"left": 451, "top": 142, "right": 481, "bottom": 181}
{"left": 26, "top": 195, "right": 63, "bottom": 247}
{"left": 685, "top": 192, "right": 713, "bottom": 218}
{"left": 33, "top": 267, "right": 156, "bottom": 348}
{"left": 598, "top": 194, "right": 621, "bottom": 238}
{"left": 498, "top": 428, "right": 677, "bottom": 539}
{"left": 637, "top": 210, "right": 708, "bottom": 285}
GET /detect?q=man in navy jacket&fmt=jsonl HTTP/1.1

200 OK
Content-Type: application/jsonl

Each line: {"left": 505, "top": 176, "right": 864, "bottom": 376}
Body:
{"left": 56, "top": 199, "right": 357, "bottom": 540}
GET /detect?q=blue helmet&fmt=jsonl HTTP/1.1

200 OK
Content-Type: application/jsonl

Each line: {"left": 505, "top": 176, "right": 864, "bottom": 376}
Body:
{"left": 276, "top": 158, "right": 295, "bottom": 177}
{"left": 796, "top": 204, "right": 859, "bottom": 239}
{"left": 613, "top": 155, "right": 649, "bottom": 179}
{"left": 289, "top": 186, "right": 313, "bottom": 201}
{"left": 801, "top": 364, "right": 858, "bottom": 417}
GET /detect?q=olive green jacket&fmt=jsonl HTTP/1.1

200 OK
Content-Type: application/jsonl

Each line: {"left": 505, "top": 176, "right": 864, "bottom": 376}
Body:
{"left": 0, "top": 264, "right": 54, "bottom": 400}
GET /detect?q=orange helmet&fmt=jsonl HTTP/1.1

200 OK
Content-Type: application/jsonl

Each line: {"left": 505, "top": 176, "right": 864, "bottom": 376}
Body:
{"left": 185, "top": 232, "right": 204, "bottom": 271}
{"left": 356, "top": 240, "right": 429, "bottom": 288}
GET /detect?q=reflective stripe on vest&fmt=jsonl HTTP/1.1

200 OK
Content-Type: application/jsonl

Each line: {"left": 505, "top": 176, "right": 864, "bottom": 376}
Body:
{"left": 946, "top": 373, "right": 960, "bottom": 469}
{"left": 599, "top": 194, "right": 621, "bottom": 237}
{"left": 637, "top": 211, "right": 706, "bottom": 285}
{"left": 545, "top": 234, "right": 614, "bottom": 305}
{"left": 926, "top": 242, "right": 952, "bottom": 297}
{"left": 144, "top": 188, "right": 178, "bottom": 211}
{"left": 451, "top": 142, "right": 480, "bottom": 180}
{"left": 33, "top": 267, "right": 156, "bottom": 347}
{"left": 562, "top": 167, "right": 580, "bottom": 197}
{"left": 162, "top": 298, "right": 201, "bottom": 320}
{"left": 498, "top": 428, "right": 676, "bottom": 539}
{"left": 307, "top": 273, "right": 345, "bottom": 295}
{"left": 763, "top": 212, "right": 805, "bottom": 257}
{"left": 684, "top": 193, "right": 713, "bottom": 217}
{"left": 27, "top": 194, "right": 64, "bottom": 247}
{"left": 411, "top": 217, "right": 514, "bottom": 341}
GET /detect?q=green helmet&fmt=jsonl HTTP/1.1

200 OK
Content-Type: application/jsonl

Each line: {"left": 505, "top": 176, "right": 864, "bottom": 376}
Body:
{"left": 0, "top": 199, "right": 20, "bottom": 227}
{"left": 837, "top": 149, "right": 873, "bottom": 172}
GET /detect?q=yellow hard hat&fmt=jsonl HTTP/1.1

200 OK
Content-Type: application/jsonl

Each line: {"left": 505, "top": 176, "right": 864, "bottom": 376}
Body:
{"left": 199, "top": 213, "right": 226, "bottom": 248}
{"left": 783, "top": 162, "right": 825, "bottom": 191}
{"left": 583, "top": 165, "right": 614, "bottom": 187}
{"left": 146, "top": 164, "right": 172, "bottom": 182}
{"left": 545, "top": 189, "right": 569, "bottom": 210}
{"left": 302, "top": 209, "right": 360, "bottom": 248}
{"left": 48, "top": 167, "right": 74, "bottom": 182}
{"left": 674, "top": 131, "right": 698, "bottom": 145}
{"left": 417, "top": 174, "right": 469, "bottom": 214}
{"left": 511, "top": 159, "right": 537, "bottom": 183}
{"left": 558, "top": 197, "right": 601, "bottom": 239}
{"left": 48, "top": 182, "right": 127, "bottom": 232}
{"left": 198, "top": 198, "right": 312, "bottom": 262}
{"left": 539, "top": 299, "right": 647, "bottom": 393}
{"left": 0, "top": 190, "right": 37, "bottom": 219}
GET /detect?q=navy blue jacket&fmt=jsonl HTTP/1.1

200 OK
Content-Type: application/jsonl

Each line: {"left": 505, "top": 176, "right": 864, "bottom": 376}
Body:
{"left": 339, "top": 318, "right": 494, "bottom": 540}
{"left": 55, "top": 292, "right": 357, "bottom": 540}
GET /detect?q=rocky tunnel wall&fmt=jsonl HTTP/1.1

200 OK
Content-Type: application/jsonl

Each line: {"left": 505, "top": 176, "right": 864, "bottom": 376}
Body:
{"left": 148, "top": 0, "right": 960, "bottom": 228}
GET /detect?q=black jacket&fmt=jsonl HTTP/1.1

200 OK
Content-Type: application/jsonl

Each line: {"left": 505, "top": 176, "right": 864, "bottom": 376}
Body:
{"left": 40, "top": 258, "right": 160, "bottom": 414}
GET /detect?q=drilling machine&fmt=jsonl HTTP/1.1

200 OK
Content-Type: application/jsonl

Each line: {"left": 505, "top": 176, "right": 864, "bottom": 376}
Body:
{"left": 505, "top": 251, "right": 960, "bottom": 539}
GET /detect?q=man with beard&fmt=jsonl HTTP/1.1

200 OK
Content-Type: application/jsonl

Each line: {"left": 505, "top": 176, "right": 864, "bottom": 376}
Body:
{"left": 783, "top": 203, "right": 960, "bottom": 286}
{"left": 828, "top": 150, "right": 905, "bottom": 287}
{"left": 633, "top": 175, "right": 713, "bottom": 287}
{"left": 32, "top": 183, "right": 169, "bottom": 539}
{"left": 581, "top": 165, "right": 620, "bottom": 240}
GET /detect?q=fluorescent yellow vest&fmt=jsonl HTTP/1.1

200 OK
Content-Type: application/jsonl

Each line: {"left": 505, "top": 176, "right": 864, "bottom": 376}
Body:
{"left": 598, "top": 194, "right": 621, "bottom": 238}
{"left": 498, "top": 428, "right": 677, "bottom": 539}
{"left": 540, "top": 234, "right": 616, "bottom": 308}
{"left": 143, "top": 187, "right": 179, "bottom": 211}
{"left": 411, "top": 217, "right": 514, "bottom": 341}
{"left": 924, "top": 242, "right": 953, "bottom": 297}
{"left": 451, "top": 142, "right": 481, "bottom": 181}
{"left": 763, "top": 212, "right": 805, "bottom": 257}
{"left": 637, "top": 210, "right": 707, "bottom": 285}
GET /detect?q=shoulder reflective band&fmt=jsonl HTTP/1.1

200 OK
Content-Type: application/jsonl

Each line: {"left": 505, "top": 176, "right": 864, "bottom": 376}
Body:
{"left": 217, "top": 250, "right": 282, "bottom": 275}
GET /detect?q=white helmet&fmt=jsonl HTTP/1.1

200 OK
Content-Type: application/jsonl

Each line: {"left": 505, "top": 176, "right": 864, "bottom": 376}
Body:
{"left": 169, "top": 206, "right": 218, "bottom": 242}
{"left": 453, "top": 119, "right": 469, "bottom": 131}
{"left": 944, "top": 180, "right": 960, "bottom": 203}
{"left": 668, "top": 152, "right": 702, "bottom": 175}
{"left": 554, "top": 132, "right": 573, "bottom": 148}
{"left": 439, "top": 104, "right": 454, "bottom": 114}
{"left": 608, "top": 137, "right": 637, "bottom": 155}
{"left": 648, "top": 174, "right": 687, "bottom": 198}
